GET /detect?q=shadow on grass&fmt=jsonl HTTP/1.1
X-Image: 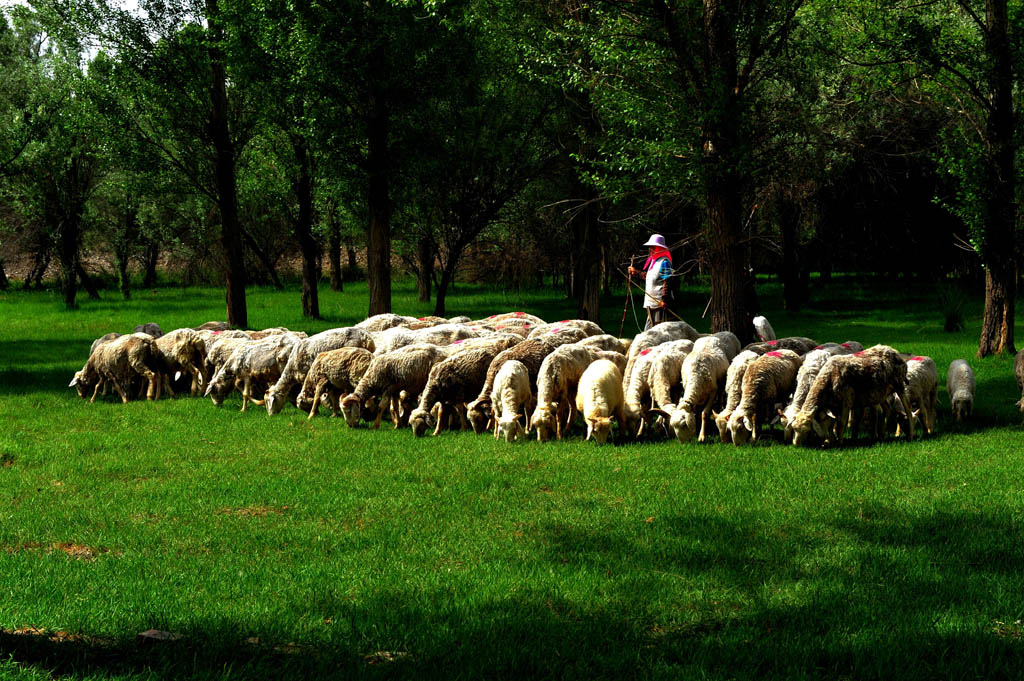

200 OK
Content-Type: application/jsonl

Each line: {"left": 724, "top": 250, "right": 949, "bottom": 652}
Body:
{"left": 5, "top": 509, "right": 1024, "bottom": 680}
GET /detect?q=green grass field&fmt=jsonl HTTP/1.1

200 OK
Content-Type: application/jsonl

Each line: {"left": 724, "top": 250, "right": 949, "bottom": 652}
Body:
{"left": 1, "top": 278, "right": 1023, "bottom": 680}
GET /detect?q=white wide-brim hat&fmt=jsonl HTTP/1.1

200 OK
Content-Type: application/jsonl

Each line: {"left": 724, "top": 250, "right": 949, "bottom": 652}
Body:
{"left": 643, "top": 234, "right": 667, "bottom": 248}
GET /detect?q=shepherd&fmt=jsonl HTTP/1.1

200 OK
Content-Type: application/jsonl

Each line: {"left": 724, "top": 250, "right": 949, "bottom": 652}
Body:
{"left": 628, "top": 234, "right": 673, "bottom": 331}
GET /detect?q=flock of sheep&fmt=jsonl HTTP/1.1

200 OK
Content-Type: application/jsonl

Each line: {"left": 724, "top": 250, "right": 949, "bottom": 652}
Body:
{"left": 69, "top": 311, "right": 1024, "bottom": 446}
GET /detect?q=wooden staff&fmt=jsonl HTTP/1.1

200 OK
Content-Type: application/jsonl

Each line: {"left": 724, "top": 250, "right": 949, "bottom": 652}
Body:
{"left": 619, "top": 255, "right": 635, "bottom": 337}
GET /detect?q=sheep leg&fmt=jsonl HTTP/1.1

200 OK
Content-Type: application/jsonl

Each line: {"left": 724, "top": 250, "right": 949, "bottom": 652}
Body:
{"left": 896, "top": 389, "right": 914, "bottom": 439}
{"left": 109, "top": 376, "right": 129, "bottom": 404}
{"left": 698, "top": 400, "right": 713, "bottom": 442}
{"left": 328, "top": 388, "right": 341, "bottom": 418}
{"left": 433, "top": 404, "right": 446, "bottom": 436}
{"left": 457, "top": 405, "right": 468, "bottom": 431}
{"left": 308, "top": 382, "right": 325, "bottom": 419}
{"left": 372, "top": 398, "right": 387, "bottom": 430}
{"left": 750, "top": 412, "right": 759, "bottom": 442}
{"left": 240, "top": 379, "right": 250, "bottom": 412}
{"left": 835, "top": 406, "right": 851, "bottom": 444}
{"left": 90, "top": 381, "right": 103, "bottom": 403}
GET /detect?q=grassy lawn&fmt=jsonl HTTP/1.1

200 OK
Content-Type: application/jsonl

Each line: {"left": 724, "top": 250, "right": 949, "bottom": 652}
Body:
{"left": 1, "top": 278, "right": 1023, "bottom": 680}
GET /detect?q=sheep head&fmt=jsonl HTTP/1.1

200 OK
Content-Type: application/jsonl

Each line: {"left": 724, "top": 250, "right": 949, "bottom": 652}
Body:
{"left": 409, "top": 407, "right": 431, "bottom": 437}
{"left": 466, "top": 399, "right": 492, "bottom": 434}
{"left": 668, "top": 406, "right": 697, "bottom": 443}
{"left": 714, "top": 409, "right": 732, "bottom": 443}
{"left": 586, "top": 416, "right": 613, "bottom": 444}
{"left": 951, "top": 396, "right": 972, "bottom": 422}
{"left": 727, "top": 411, "right": 752, "bottom": 446}
{"left": 495, "top": 415, "right": 526, "bottom": 443}
{"left": 340, "top": 394, "right": 363, "bottom": 427}
{"left": 265, "top": 387, "right": 287, "bottom": 415}
{"left": 531, "top": 404, "right": 557, "bottom": 442}
{"left": 204, "top": 368, "right": 233, "bottom": 407}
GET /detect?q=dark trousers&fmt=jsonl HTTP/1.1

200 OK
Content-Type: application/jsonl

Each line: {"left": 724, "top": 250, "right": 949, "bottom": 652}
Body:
{"left": 644, "top": 307, "right": 667, "bottom": 331}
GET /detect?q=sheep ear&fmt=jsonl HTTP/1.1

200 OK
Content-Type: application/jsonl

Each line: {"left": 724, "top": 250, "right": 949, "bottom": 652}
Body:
{"left": 586, "top": 423, "right": 593, "bottom": 441}
{"left": 777, "top": 408, "right": 786, "bottom": 418}
{"left": 174, "top": 371, "right": 182, "bottom": 382}
{"left": 69, "top": 374, "right": 79, "bottom": 387}
{"left": 824, "top": 409, "right": 836, "bottom": 420}
{"left": 648, "top": 408, "right": 670, "bottom": 419}
{"left": 743, "top": 416, "right": 753, "bottom": 431}
{"left": 711, "top": 410, "right": 719, "bottom": 420}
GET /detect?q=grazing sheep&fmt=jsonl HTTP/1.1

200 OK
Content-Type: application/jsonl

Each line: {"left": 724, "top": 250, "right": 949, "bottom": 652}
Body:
{"left": 657, "top": 337, "right": 730, "bottom": 443}
{"left": 298, "top": 347, "right": 374, "bottom": 419}
{"left": 408, "top": 346, "right": 501, "bottom": 437}
{"left": 526, "top": 324, "right": 589, "bottom": 346}
{"left": 412, "top": 323, "right": 483, "bottom": 346}
{"left": 647, "top": 339, "right": 696, "bottom": 416}
{"left": 491, "top": 360, "right": 534, "bottom": 442}
{"left": 70, "top": 334, "right": 160, "bottom": 403}
{"left": 195, "top": 321, "right": 231, "bottom": 332}
{"left": 710, "top": 331, "right": 741, "bottom": 361}
{"left": 153, "top": 328, "right": 207, "bottom": 397}
{"left": 623, "top": 321, "right": 701, "bottom": 390}
{"left": 1016, "top": 350, "right": 1024, "bottom": 423}
{"left": 753, "top": 316, "right": 776, "bottom": 342}
{"left": 445, "top": 334, "right": 522, "bottom": 357}
{"left": 577, "top": 334, "right": 630, "bottom": 354}
{"left": 265, "top": 327, "right": 376, "bottom": 415}
{"left": 893, "top": 356, "right": 938, "bottom": 437}
{"left": 790, "top": 345, "right": 912, "bottom": 447}
{"left": 89, "top": 332, "right": 122, "bottom": 357}
{"left": 134, "top": 322, "right": 163, "bottom": 338}
{"left": 946, "top": 359, "right": 975, "bottom": 423}
{"left": 355, "top": 313, "right": 419, "bottom": 333}
{"left": 726, "top": 350, "right": 803, "bottom": 445}
{"left": 744, "top": 336, "right": 818, "bottom": 355}
{"left": 340, "top": 343, "right": 449, "bottom": 429}
{"left": 779, "top": 347, "right": 843, "bottom": 441}
{"left": 406, "top": 316, "right": 449, "bottom": 330}
{"left": 204, "top": 334, "right": 254, "bottom": 379}
{"left": 592, "top": 349, "right": 627, "bottom": 374}
{"left": 713, "top": 350, "right": 760, "bottom": 443}
{"left": 448, "top": 316, "right": 472, "bottom": 324}
{"left": 575, "top": 359, "right": 626, "bottom": 444}
{"left": 465, "top": 339, "right": 555, "bottom": 434}
{"left": 478, "top": 311, "right": 547, "bottom": 326}
{"left": 204, "top": 334, "right": 299, "bottom": 411}
{"left": 372, "top": 327, "right": 419, "bottom": 355}
{"left": 530, "top": 344, "right": 595, "bottom": 441}
{"left": 621, "top": 346, "right": 661, "bottom": 438}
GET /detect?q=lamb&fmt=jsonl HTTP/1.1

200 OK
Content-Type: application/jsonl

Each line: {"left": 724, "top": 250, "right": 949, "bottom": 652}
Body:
{"left": 265, "top": 327, "right": 376, "bottom": 415}
{"left": 892, "top": 356, "right": 938, "bottom": 437}
{"left": 530, "top": 344, "right": 596, "bottom": 441}
{"left": 340, "top": 343, "right": 449, "bottom": 429}
{"left": 296, "top": 347, "right": 374, "bottom": 419}
{"left": 204, "top": 334, "right": 299, "bottom": 411}
{"left": 70, "top": 334, "right": 160, "bottom": 403}
{"left": 946, "top": 359, "right": 975, "bottom": 423}
{"left": 153, "top": 328, "right": 208, "bottom": 397}
{"left": 753, "top": 316, "right": 776, "bottom": 342}
{"left": 713, "top": 350, "right": 760, "bottom": 443}
{"left": 575, "top": 359, "right": 626, "bottom": 444}
{"left": 1016, "top": 350, "right": 1024, "bottom": 423}
{"left": 658, "top": 335, "right": 730, "bottom": 443}
{"left": 726, "top": 349, "right": 803, "bottom": 445}
{"left": 490, "top": 360, "right": 534, "bottom": 442}
{"left": 789, "top": 345, "right": 912, "bottom": 447}
{"left": 465, "top": 339, "right": 556, "bottom": 434}
{"left": 408, "top": 346, "right": 502, "bottom": 437}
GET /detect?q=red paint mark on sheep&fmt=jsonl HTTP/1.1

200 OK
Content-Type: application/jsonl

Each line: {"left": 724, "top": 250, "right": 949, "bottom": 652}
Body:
{"left": 841, "top": 343, "right": 853, "bottom": 348}
{"left": 515, "top": 312, "right": 524, "bottom": 317}
{"left": 815, "top": 345, "right": 825, "bottom": 350}
{"left": 854, "top": 351, "right": 865, "bottom": 356}
{"left": 909, "top": 356, "right": 926, "bottom": 362}
{"left": 766, "top": 340, "right": 779, "bottom": 346}
{"left": 640, "top": 348, "right": 652, "bottom": 356}
{"left": 765, "top": 351, "right": 784, "bottom": 357}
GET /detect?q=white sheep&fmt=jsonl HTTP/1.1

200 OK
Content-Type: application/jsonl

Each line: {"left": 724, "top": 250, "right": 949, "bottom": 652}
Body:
{"left": 530, "top": 344, "right": 595, "bottom": 441}
{"left": 779, "top": 346, "right": 843, "bottom": 441}
{"left": 70, "top": 334, "right": 159, "bottom": 403}
{"left": 621, "top": 346, "right": 661, "bottom": 438}
{"left": 204, "top": 334, "right": 300, "bottom": 411}
{"left": 893, "top": 355, "right": 938, "bottom": 437}
{"left": 408, "top": 346, "right": 501, "bottom": 437}
{"left": 726, "top": 349, "right": 803, "bottom": 445}
{"left": 622, "top": 321, "right": 701, "bottom": 390}
{"left": 657, "top": 336, "right": 730, "bottom": 443}
{"left": 647, "top": 339, "right": 695, "bottom": 419}
{"left": 713, "top": 350, "right": 760, "bottom": 443}
{"left": 465, "top": 339, "right": 555, "bottom": 434}
{"left": 491, "top": 360, "right": 534, "bottom": 442}
{"left": 575, "top": 359, "right": 626, "bottom": 444}
{"left": 946, "top": 359, "right": 975, "bottom": 423}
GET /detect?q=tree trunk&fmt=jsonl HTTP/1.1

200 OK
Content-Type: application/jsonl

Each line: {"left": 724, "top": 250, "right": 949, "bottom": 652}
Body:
{"left": 573, "top": 202, "right": 602, "bottom": 322}
{"left": 347, "top": 245, "right": 358, "bottom": 273}
{"left": 0, "top": 257, "right": 8, "bottom": 291}
{"left": 291, "top": 131, "right": 320, "bottom": 319}
{"left": 365, "top": 34, "right": 391, "bottom": 316}
{"left": 56, "top": 220, "right": 78, "bottom": 309}
{"left": 207, "top": 0, "right": 247, "bottom": 328}
{"left": 978, "top": 0, "right": 1017, "bottom": 357}
{"left": 116, "top": 205, "right": 139, "bottom": 300}
{"left": 239, "top": 228, "right": 284, "bottom": 290}
{"left": 434, "top": 262, "right": 455, "bottom": 317}
{"left": 327, "top": 203, "right": 343, "bottom": 292}
{"left": 141, "top": 241, "right": 159, "bottom": 288}
{"left": 417, "top": 234, "right": 433, "bottom": 302}
{"left": 76, "top": 261, "right": 101, "bottom": 300}
{"left": 26, "top": 250, "right": 49, "bottom": 290}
